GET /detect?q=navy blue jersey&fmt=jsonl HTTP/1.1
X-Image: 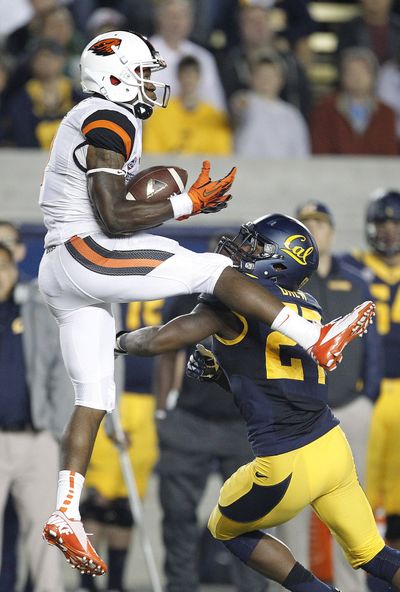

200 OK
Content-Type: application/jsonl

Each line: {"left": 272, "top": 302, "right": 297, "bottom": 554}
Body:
{"left": 201, "top": 279, "right": 338, "bottom": 456}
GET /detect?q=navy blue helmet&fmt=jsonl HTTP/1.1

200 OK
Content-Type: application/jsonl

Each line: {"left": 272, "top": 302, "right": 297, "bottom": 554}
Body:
{"left": 366, "top": 189, "right": 400, "bottom": 256}
{"left": 217, "top": 213, "right": 319, "bottom": 291}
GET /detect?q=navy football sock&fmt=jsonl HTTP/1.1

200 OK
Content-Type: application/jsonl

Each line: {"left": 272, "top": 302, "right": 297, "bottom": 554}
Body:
{"left": 283, "top": 562, "right": 335, "bottom": 592}
{"left": 362, "top": 545, "right": 400, "bottom": 585}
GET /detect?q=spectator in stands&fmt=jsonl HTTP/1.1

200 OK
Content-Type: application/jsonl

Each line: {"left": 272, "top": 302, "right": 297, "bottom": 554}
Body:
{"left": 85, "top": 7, "right": 128, "bottom": 41}
{"left": 150, "top": 0, "right": 227, "bottom": 112}
{"left": 153, "top": 289, "right": 267, "bottom": 592}
{"left": 39, "top": 6, "right": 85, "bottom": 87}
{"left": 5, "top": 39, "right": 81, "bottom": 149}
{"left": 219, "top": 2, "right": 312, "bottom": 119}
{"left": 119, "top": 0, "right": 156, "bottom": 38}
{"left": 279, "top": 0, "right": 317, "bottom": 68}
{"left": 0, "top": 221, "right": 27, "bottom": 266}
{"left": 79, "top": 300, "right": 160, "bottom": 592}
{"left": 310, "top": 47, "right": 398, "bottom": 155}
{"left": 143, "top": 56, "right": 232, "bottom": 155}
{"left": 0, "top": 237, "right": 74, "bottom": 592}
{"left": 337, "top": 0, "right": 400, "bottom": 65}
{"left": 180, "top": 0, "right": 242, "bottom": 50}
{"left": 377, "top": 57, "right": 400, "bottom": 139}
{"left": 232, "top": 53, "right": 310, "bottom": 158}
{"left": 4, "top": 0, "right": 61, "bottom": 58}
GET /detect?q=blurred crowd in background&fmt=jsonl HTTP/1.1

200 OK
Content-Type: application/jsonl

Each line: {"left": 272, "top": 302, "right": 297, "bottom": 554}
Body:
{"left": 2, "top": 0, "right": 400, "bottom": 156}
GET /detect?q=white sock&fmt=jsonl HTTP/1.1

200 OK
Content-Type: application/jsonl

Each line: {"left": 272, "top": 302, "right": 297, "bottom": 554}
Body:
{"left": 271, "top": 306, "right": 321, "bottom": 351}
{"left": 56, "top": 470, "right": 85, "bottom": 520}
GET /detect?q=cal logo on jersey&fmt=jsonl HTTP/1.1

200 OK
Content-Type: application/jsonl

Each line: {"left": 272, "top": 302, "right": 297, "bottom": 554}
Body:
{"left": 89, "top": 38, "right": 121, "bottom": 56}
{"left": 281, "top": 234, "right": 314, "bottom": 266}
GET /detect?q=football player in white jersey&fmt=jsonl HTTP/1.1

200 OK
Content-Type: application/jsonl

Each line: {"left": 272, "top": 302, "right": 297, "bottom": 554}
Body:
{"left": 38, "top": 30, "right": 375, "bottom": 577}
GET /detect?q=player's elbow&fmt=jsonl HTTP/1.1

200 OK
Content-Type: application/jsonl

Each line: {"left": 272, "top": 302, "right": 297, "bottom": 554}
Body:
{"left": 98, "top": 206, "right": 150, "bottom": 234}
{"left": 97, "top": 205, "right": 130, "bottom": 234}
{"left": 101, "top": 215, "right": 125, "bottom": 235}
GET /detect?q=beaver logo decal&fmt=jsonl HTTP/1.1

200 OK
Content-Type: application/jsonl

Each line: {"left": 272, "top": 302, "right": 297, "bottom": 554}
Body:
{"left": 89, "top": 38, "right": 121, "bottom": 56}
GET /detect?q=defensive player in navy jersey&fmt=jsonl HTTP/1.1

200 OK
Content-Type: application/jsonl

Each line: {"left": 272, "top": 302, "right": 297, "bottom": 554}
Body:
{"left": 115, "top": 214, "right": 400, "bottom": 592}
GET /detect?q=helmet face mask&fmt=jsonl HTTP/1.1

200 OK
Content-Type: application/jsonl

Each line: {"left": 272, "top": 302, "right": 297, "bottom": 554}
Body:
{"left": 80, "top": 31, "right": 170, "bottom": 118}
{"left": 366, "top": 190, "right": 400, "bottom": 257}
{"left": 218, "top": 214, "right": 319, "bottom": 291}
{"left": 218, "top": 224, "right": 281, "bottom": 265}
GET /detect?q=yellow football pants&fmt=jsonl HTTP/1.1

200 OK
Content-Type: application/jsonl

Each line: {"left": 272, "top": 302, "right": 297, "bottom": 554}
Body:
{"left": 208, "top": 426, "right": 384, "bottom": 568}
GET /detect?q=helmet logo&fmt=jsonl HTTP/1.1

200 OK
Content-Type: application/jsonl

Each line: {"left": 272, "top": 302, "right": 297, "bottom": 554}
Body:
{"left": 281, "top": 234, "right": 314, "bottom": 266}
{"left": 89, "top": 38, "right": 121, "bottom": 56}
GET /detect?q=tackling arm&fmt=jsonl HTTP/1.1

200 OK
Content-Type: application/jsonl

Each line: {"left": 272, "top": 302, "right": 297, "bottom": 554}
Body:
{"left": 120, "top": 304, "right": 239, "bottom": 356}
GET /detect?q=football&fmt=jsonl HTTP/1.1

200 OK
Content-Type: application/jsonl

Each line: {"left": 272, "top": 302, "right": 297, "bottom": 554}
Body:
{"left": 126, "top": 166, "right": 188, "bottom": 202}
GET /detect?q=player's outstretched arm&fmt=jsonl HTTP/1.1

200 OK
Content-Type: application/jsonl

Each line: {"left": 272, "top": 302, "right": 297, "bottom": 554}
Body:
{"left": 117, "top": 305, "right": 236, "bottom": 357}
{"left": 117, "top": 266, "right": 375, "bottom": 373}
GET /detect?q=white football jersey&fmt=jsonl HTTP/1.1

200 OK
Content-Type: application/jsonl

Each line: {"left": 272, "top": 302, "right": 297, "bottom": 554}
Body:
{"left": 39, "top": 96, "right": 142, "bottom": 248}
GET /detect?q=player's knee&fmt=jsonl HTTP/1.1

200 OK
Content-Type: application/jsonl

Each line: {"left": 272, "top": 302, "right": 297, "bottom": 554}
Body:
{"left": 221, "top": 531, "right": 265, "bottom": 564}
{"left": 361, "top": 545, "right": 400, "bottom": 583}
{"left": 207, "top": 505, "right": 239, "bottom": 542}
{"left": 72, "top": 375, "right": 116, "bottom": 412}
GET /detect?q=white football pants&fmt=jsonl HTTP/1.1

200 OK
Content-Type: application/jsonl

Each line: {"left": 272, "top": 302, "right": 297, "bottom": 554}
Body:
{"left": 38, "top": 231, "right": 231, "bottom": 412}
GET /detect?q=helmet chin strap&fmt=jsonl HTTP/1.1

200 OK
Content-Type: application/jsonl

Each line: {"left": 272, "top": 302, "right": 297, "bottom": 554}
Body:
{"left": 114, "top": 98, "right": 153, "bottom": 120}
{"left": 134, "top": 102, "right": 153, "bottom": 120}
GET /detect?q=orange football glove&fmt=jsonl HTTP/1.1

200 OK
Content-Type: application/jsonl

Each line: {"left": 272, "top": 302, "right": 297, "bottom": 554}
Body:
{"left": 188, "top": 160, "right": 237, "bottom": 214}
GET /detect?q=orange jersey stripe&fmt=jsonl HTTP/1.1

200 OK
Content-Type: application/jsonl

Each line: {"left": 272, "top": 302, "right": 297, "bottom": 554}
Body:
{"left": 71, "top": 236, "right": 164, "bottom": 269}
{"left": 82, "top": 119, "right": 132, "bottom": 159}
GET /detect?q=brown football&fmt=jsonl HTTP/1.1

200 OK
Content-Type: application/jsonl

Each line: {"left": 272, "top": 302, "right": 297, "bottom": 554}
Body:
{"left": 126, "top": 166, "right": 188, "bottom": 202}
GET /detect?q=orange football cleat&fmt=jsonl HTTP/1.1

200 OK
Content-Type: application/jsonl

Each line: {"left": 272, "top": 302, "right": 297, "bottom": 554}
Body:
{"left": 309, "top": 301, "right": 375, "bottom": 371}
{"left": 43, "top": 511, "right": 107, "bottom": 576}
